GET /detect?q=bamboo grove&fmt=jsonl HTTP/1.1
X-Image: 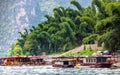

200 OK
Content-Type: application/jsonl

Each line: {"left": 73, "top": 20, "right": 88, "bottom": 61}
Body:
{"left": 8, "top": 0, "right": 120, "bottom": 56}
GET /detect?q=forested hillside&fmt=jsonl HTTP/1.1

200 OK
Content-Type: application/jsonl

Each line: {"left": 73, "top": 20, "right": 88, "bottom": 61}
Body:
{"left": 8, "top": 0, "right": 120, "bottom": 56}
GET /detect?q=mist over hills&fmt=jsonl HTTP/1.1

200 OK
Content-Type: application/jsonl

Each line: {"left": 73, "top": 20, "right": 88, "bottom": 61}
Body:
{"left": 0, "top": 0, "right": 91, "bottom": 57}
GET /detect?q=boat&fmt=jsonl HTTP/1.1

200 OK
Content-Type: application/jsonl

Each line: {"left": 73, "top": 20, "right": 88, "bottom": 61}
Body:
{"left": 52, "top": 56, "right": 76, "bottom": 68}
{"left": 28, "top": 56, "right": 46, "bottom": 65}
{"left": 0, "top": 55, "right": 118, "bottom": 68}
{"left": 1, "top": 56, "right": 30, "bottom": 66}
{"left": 52, "top": 55, "right": 118, "bottom": 68}
{"left": 81, "top": 55, "right": 118, "bottom": 68}
{"left": 0, "top": 56, "right": 46, "bottom": 66}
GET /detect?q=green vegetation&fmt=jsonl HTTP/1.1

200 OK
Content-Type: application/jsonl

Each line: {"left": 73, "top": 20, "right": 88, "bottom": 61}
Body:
{"left": 8, "top": 0, "right": 120, "bottom": 56}
{"left": 63, "top": 49, "right": 100, "bottom": 56}
{"left": 76, "top": 49, "right": 98, "bottom": 56}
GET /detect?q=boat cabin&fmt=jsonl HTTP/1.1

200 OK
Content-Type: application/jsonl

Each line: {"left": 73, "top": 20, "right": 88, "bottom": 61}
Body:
{"left": 82, "top": 56, "right": 115, "bottom": 68}
{"left": 1, "top": 56, "right": 45, "bottom": 66}
{"left": 1, "top": 56, "right": 30, "bottom": 65}
{"left": 83, "top": 57, "right": 97, "bottom": 65}
{"left": 28, "top": 56, "right": 45, "bottom": 65}
{"left": 52, "top": 59, "right": 75, "bottom": 68}
{"left": 52, "top": 57, "right": 76, "bottom": 68}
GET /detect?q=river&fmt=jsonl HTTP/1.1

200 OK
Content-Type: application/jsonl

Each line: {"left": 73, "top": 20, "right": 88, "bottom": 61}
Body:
{"left": 0, "top": 66, "right": 120, "bottom": 75}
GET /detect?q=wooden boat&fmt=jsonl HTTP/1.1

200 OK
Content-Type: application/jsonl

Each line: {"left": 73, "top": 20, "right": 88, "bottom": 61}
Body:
{"left": 0, "top": 56, "right": 46, "bottom": 66}
{"left": 1, "top": 56, "right": 30, "bottom": 66}
{"left": 52, "top": 56, "right": 76, "bottom": 68}
{"left": 0, "top": 55, "right": 118, "bottom": 68}
{"left": 81, "top": 55, "right": 118, "bottom": 68}
{"left": 28, "top": 56, "right": 46, "bottom": 65}
{"left": 52, "top": 55, "right": 118, "bottom": 68}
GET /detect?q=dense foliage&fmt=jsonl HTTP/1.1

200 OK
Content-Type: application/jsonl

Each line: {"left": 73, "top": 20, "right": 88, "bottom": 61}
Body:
{"left": 8, "top": 0, "right": 120, "bottom": 56}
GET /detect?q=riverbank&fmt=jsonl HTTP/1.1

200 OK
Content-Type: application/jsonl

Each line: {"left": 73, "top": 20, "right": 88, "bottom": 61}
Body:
{"left": 60, "top": 44, "right": 103, "bottom": 56}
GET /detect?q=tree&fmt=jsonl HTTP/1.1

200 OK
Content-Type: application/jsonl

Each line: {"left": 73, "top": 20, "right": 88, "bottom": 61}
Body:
{"left": 9, "top": 0, "right": 120, "bottom": 56}
{"left": 70, "top": 0, "right": 83, "bottom": 11}
{"left": 23, "top": 31, "right": 38, "bottom": 55}
{"left": 95, "top": 0, "right": 120, "bottom": 51}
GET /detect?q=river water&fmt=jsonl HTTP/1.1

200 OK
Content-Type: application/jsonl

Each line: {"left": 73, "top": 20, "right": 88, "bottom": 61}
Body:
{"left": 0, "top": 66, "right": 120, "bottom": 75}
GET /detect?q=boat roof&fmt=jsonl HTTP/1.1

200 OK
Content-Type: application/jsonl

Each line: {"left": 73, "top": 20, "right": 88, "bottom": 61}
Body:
{"left": 28, "top": 56, "right": 42, "bottom": 59}
{"left": 1, "top": 56, "right": 29, "bottom": 60}
{"left": 82, "top": 55, "right": 115, "bottom": 58}
{"left": 1, "top": 56, "right": 43, "bottom": 60}
{"left": 54, "top": 59, "right": 76, "bottom": 62}
{"left": 52, "top": 56, "right": 83, "bottom": 59}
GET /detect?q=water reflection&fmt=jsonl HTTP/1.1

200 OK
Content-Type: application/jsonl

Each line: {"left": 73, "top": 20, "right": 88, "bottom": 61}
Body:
{"left": 0, "top": 66, "right": 120, "bottom": 75}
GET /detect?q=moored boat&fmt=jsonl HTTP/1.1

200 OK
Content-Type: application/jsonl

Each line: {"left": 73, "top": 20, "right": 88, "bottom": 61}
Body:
{"left": 0, "top": 55, "right": 118, "bottom": 68}
{"left": 0, "top": 56, "right": 46, "bottom": 66}
{"left": 78, "top": 55, "right": 118, "bottom": 68}
{"left": 51, "top": 55, "right": 118, "bottom": 68}
{"left": 52, "top": 56, "right": 76, "bottom": 68}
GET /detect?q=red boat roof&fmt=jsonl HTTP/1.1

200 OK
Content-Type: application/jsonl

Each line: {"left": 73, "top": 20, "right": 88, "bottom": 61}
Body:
{"left": 1, "top": 56, "right": 29, "bottom": 60}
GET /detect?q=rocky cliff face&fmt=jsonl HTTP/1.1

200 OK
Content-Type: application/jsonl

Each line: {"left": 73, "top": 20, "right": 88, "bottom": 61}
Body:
{"left": 0, "top": 0, "right": 91, "bottom": 56}
{"left": 0, "top": 0, "right": 41, "bottom": 54}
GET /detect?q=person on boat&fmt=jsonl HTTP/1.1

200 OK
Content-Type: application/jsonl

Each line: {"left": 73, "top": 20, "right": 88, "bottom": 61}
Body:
{"left": 75, "top": 57, "right": 81, "bottom": 67}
